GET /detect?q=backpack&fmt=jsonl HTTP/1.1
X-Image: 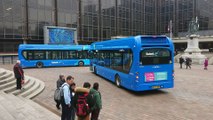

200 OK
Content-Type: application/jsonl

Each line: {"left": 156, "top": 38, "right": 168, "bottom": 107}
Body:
{"left": 76, "top": 93, "right": 90, "bottom": 117}
{"left": 54, "top": 84, "right": 68, "bottom": 102}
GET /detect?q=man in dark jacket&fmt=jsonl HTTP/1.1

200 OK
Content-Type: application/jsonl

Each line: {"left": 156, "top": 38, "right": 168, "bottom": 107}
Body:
{"left": 185, "top": 57, "right": 192, "bottom": 69}
{"left": 179, "top": 56, "right": 185, "bottom": 69}
{"left": 56, "top": 74, "right": 65, "bottom": 109}
{"left": 13, "top": 60, "right": 24, "bottom": 89}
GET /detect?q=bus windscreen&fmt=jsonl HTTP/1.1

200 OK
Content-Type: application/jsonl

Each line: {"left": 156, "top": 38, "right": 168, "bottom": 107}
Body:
{"left": 140, "top": 48, "right": 171, "bottom": 65}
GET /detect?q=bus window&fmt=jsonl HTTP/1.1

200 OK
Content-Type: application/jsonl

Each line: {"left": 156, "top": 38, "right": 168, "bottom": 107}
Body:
{"left": 123, "top": 50, "right": 133, "bottom": 73}
{"left": 96, "top": 52, "right": 105, "bottom": 66}
{"left": 69, "top": 51, "right": 77, "bottom": 59}
{"left": 77, "top": 50, "right": 88, "bottom": 59}
{"left": 140, "top": 48, "right": 171, "bottom": 65}
{"left": 34, "top": 51, "right": 45, "bottom": 60}
{"left": 26, "top": 51, "right": 34, "bottom": 60}
{"left": 46, "top": 51, "right": 52, "bottom": 59}
{"left": 103, "top": 52, "right": 110, "bottom": 67}
{"left": 62, "top": 51, "right": 69, "bottom": 59}
{"left": 52, "top": 51, "right": 59, "bottom": 59}
{"left": 22, "top": 51, "right": 27, "bottom": 60}
{"left": 111, "top": 52, "right": 122, "bottom": 71}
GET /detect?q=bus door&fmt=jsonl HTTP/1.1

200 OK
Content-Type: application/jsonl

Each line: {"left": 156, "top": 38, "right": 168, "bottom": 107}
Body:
{"left": 139, "top": 48, "right": 172, "bottom": 87}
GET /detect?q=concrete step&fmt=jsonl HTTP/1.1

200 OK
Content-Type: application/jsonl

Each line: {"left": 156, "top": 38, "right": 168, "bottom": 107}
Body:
{"left": 0, "top": 75, "right": 16, "bottom": 85}
{"left": 0, "top": 80, "right": 16, "bottom": 90}
{"left": 3, "top": 85, "right": 17, "bottom": 93}
{"left": 3, "top": 78, "right": 31, "bottom": 93}
{"left": 10, "top": 78, "right": 31, "bottom": 95}
{"left": 20, "top": 79, "right": 40, "bottom": 98}
{"left": 0, "top": 72, "right": 13, "bottom": 80}
{"left": 26, "top": 81, "right": 45, "bottom": 99}
{"left": 0, "top": 92, "right": 16, "bottom": 120}
{"left": 0, "top": 91, "right": 26, "bottom": 120}
{"left": 0, "top": 92, "right": 59, "bottom": 120}
{"left": 0, "top": 70, "right": 6, "bottom": 76}
{"left": 17, "top": 96, "right": 59, "bottom": 120}
{"left": 0, "top": 68, "right": 46, "bottom": 110}
{"left": 0, "top": 104, "right": 15, "bottom": 120}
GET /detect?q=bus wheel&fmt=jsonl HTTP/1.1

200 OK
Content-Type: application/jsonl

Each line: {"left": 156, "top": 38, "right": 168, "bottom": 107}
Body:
{"left": 36, "top": 62, "right": 43, "bottom": 68}
{"left": 115, "top": 75, "right": 121, "bottom": 87}
{"left": 78, "top": 61, "right": 84, "bottom": 66}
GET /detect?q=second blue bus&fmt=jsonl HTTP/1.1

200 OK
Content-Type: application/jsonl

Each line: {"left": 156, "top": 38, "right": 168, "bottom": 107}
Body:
{"left": 18, "top": 44, "right": 91, "bottom": 68}
{"left": 90, "top": 35, "right": 174, "bottom": 91}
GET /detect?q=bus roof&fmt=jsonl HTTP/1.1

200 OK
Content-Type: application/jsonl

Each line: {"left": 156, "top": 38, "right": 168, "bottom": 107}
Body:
{"left": 91, "top": 35, "right": 173, "bottom": 50}
{"left": 19, "top": 44, "right": 90, "bottom": 50}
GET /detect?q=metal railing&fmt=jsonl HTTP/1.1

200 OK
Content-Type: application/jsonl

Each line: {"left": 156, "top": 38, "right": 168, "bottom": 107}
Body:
{"left": 0, "top": 54, "right": 18, "bottom": 64}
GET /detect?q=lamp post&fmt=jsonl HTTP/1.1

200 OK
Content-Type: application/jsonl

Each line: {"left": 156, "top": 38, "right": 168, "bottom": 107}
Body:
{"left": 169, "top": 20, "right": 173, "bottom": 39}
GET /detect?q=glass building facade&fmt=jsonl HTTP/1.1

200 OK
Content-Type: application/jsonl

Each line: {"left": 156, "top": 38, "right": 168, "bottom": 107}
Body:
{"left": 1, "top": 0, "right": 213, "bottom": 52}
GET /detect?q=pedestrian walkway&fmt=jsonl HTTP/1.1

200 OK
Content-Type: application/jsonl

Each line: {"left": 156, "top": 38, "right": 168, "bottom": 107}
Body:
{"left": 0, "top": 91, "right": 60, "bottom": 120}
{"left": 1, "top": 63, "right": 213, "bottom": 120}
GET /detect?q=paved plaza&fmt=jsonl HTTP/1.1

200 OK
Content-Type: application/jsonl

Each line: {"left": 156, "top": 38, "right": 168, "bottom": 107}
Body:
{"left": 1, "top": 63, "right": 213, "bottom": 120}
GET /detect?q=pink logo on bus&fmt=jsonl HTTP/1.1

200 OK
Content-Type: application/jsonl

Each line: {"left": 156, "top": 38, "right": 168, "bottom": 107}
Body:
{"left": 145, "top": 72, "right": 155, "bottom": 82}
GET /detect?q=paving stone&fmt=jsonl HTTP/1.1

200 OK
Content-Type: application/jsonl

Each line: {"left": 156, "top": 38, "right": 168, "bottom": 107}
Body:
{"left": 1, "top": 63, "right": 213, "bottom": 120}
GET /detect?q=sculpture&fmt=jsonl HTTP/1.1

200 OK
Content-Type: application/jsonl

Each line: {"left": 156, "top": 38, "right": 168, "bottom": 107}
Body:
{"left": 188, "top": 17, "right": 199, "bottom": 35}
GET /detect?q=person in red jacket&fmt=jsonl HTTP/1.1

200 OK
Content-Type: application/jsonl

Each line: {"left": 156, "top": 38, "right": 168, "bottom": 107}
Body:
{"left": 13, "top": 60, "right": 24, "bottom": 89}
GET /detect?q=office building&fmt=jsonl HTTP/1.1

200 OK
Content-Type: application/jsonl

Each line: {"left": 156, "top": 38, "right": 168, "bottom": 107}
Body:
{"left": 0, "top": 0, "right": 213, "bottom": 52}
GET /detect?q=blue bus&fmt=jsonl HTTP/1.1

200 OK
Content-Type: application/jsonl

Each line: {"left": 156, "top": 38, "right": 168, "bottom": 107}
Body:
{"left": 90, "top": 35, "right": 174, "bottom": 91}
{"left": 18, "top": 44, "right": 91, "bottom": 68}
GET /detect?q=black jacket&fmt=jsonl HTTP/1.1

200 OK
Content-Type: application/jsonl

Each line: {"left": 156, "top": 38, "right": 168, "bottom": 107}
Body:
{"left": 13, "top": 63, "right": 24, "bottom": 79}
{"left": 179, "top": 57, "right": 184, "bottom": 64}
{"left": 56, "top": 78, "right": 65, "bottom": 89}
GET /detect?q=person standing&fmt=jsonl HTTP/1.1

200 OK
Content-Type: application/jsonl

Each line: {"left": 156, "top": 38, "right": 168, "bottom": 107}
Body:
{"left": 61, "top": 75, "right": 74, "bottom": 120}
{"left": 73, "top": 82, "right": 94, "bottom": 120}
{"left": 204, "top": 58, "right": 208, "bottom": 70}
{"left": 185, "top": 57, "right": 192, "bottom": 69}
{"left": 179, "top": 56, "right": 185, "bottom": 69}
{"left": 70, "top": 83, "right": 76, "bottom": 120}
{"left": 90, "top": 82, "right": 102, "bottom": 120}
{"left": 13, "top": 60, "right": 24, "bottom": 89}
{"left": 56, "top": 74, "right": 66, "bottom": 109}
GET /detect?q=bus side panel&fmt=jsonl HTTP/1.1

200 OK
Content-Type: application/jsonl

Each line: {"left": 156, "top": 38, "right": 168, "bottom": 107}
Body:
{"left": 94, "top": 64, "right": 135, "bottom": 90}
{"left": 95, "top": 65, "right": 115, "bottom": 82}
{"left": 61, "top": 59, "right": 79, "bottom": 66}
{"left": 20, "top": 60, "right": 36, "bottom": 68}
{"left": 82, "top": 59, "right": 90, "bottom": 66}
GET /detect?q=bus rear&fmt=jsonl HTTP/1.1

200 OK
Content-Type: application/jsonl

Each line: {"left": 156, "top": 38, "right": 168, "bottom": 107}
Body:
{"left": 133, "top": 36, "right": 174, "bottom": 91}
